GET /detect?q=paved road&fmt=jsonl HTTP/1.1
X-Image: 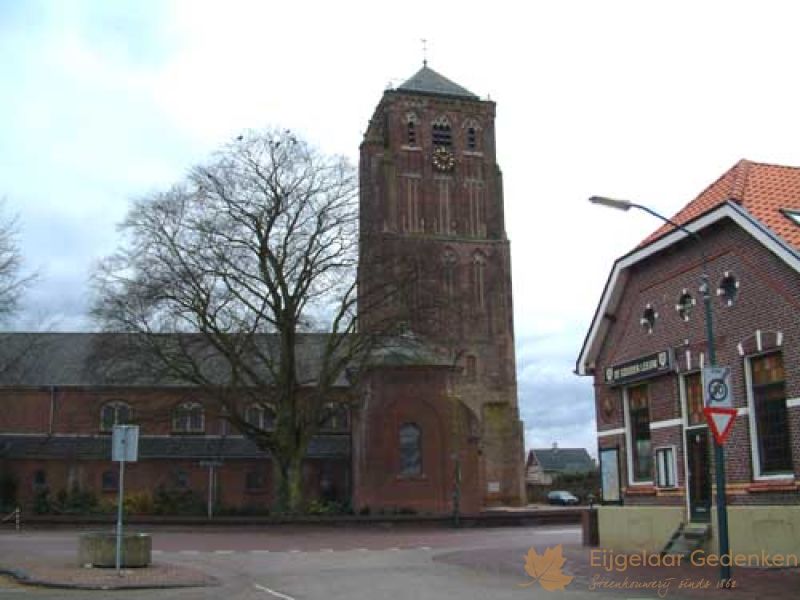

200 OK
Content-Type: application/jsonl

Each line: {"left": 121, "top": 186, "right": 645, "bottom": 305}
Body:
{"left": 0, "top": 525, "right": 704, "bottom": 599}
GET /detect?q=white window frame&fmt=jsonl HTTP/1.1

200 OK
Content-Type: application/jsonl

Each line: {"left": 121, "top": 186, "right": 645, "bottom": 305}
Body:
{"left": 623, "top": 385, "right": 654, "bottom": 486}
{"left": 655, "top": 445, "right": 678, "bottom": 488}
{"left": 172, "top": 402, "right": 205, "bottom": 434}
{"left": 99, "top": 401, "right": 132, "bottom": 432}
{"left": 744, "top": 352, "right": 795, "bottom": 481}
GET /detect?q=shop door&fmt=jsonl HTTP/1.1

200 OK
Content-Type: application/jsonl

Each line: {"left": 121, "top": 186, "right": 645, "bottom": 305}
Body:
{"left": 687, "top": 428, "right": 711, "bottom": 522}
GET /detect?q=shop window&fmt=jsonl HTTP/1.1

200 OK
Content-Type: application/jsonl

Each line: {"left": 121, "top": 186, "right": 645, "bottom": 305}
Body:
{"left": 100, "top": 401, "right": 132, "bottom": 432}
{"left": 717, "top": 272, "right": 739, "bottom": 306}
{"left": 101, "top": 470, "right": 118, "bottom": 491}
{"left": 172, "top": 402, "right": 204, "bottom": 433}
{"left": 627, "top": 385, "right": 652, "bottom": 483}
{"left": 750, "top": 353, "right": 792, "bottom": 475}
{"left": 655, "top": 447, "right": 677, "bottom": 488}
{"left": 684, "top": 372, "right": 705, "bottom": 426}
{"left": 675, "top": 290, "right": 695, "bottom": 322}
{"left": 399, "top": 423, "right": 422, "bottom": 476}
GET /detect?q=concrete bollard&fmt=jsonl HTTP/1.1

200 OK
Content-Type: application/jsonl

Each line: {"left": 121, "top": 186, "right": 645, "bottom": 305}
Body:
{"left": 78, "top": 531, "right": 152, "bottom": 568}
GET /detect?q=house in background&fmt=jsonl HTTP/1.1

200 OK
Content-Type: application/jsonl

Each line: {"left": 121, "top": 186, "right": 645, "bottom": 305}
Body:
{"left": 526, "top": 443, "right": 595, "bottom": 501}
{"left": 577, "top": 159, "right": 800, "bottom": 556}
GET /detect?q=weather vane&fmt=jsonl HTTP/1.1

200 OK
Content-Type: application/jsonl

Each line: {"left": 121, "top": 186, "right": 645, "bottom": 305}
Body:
{"left": 421, "top": 38, "right": 428, "bottom": 67}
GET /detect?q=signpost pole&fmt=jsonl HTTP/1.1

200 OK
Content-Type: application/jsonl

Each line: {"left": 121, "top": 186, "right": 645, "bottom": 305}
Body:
{"left": 701, "top": 276, "right": 731, "bottom": 582}
{"left": 115, "top": 441, "right": 126, "bottom": 576}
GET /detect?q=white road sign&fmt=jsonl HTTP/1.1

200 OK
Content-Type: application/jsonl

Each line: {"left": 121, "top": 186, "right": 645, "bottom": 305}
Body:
{"left": 702, "top": 366, "right": 733, "bottom": 409}
{"left": 112, "top": 425, "right": 139, "bottom": 462}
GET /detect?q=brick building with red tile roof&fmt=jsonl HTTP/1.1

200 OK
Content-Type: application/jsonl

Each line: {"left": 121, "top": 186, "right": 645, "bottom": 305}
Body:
{"left": 577, "top": 160, "right": 800, "bottom": 557}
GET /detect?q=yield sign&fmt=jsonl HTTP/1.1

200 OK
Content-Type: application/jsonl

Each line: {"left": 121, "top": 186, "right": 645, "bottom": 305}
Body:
{"left": 703, "top": 407, "right": 737, "bottom": 445}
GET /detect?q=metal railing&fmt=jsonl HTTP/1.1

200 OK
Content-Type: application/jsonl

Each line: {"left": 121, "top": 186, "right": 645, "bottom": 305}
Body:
{"left": 1, "top": 507, "right": 20, "bottom": 531}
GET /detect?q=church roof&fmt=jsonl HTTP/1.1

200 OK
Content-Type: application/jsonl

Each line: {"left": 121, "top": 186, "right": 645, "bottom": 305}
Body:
{"left": 397, "top": 64, "right": 479, "bottom": 99}
{"left": 641, "top": 159, "right": 800, "bottom": 250}
{"left": 528, "top": 447, "right": 595, "bottom": 474}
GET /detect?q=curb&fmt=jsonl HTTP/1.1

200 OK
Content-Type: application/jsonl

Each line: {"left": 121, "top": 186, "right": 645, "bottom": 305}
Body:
{"left": 0, "top": 563, "right": 218, "bottom": 590}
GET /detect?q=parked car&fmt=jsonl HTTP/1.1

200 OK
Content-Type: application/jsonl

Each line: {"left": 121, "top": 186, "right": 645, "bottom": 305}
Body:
{"left": 547, "top": 490, "right": 579, "bottom": 505}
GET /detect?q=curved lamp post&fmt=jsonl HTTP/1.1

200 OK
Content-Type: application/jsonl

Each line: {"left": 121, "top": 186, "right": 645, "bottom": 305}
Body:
{"left": 589, "top": 195, "right": 731, "bottom": 582}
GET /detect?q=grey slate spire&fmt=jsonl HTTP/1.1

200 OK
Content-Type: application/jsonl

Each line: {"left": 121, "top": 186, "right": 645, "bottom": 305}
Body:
{"left": 397, "top": 65, "right": 478, "bottom": 99}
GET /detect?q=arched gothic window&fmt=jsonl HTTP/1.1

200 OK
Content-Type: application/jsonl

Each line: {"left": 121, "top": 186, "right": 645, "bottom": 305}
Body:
{"left": 473, "top": 252, "right": 487, "bottom": 309}
{"left": 463, "top": 119, "right": 481, "bottom": 151}
{"left": 100, "top": 401, "right": 132, "bottom": 432}
{"left": 405, "top": 113, "right": 419, "bottom": 146}
{"left": 399, "top": 423, "right": 422, "bottom": 475}
{"left": 442, "top": 250, "right": 457, "bottom": 299}
{"left": 173, "top": 402, "right": 205, "bottom": 433}
{"left": 432, "top": 116, "right": 452, "bottom": 147}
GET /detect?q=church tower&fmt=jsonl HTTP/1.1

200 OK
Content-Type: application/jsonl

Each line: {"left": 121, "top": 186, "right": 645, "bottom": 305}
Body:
{"left": 358, "top": 64, "right": 525, "bottom": 506}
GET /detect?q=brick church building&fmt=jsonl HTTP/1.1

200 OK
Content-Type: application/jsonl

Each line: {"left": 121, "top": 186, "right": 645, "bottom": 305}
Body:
{"left": 0, "top": 65, "right": 526, "bottom": 515}
{"left": 578, "top": 160, "right": 800, "bottom": 556}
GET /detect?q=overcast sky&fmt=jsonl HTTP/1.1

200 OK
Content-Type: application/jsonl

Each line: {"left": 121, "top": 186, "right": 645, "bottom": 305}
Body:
{"left": 3, "top": 1, "right": 800, "bottom": 455}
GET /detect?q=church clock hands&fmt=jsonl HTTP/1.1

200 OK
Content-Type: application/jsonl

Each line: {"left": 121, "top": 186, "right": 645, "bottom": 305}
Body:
{"left": 432, "top": 146, "right": 455, "bottom": 172}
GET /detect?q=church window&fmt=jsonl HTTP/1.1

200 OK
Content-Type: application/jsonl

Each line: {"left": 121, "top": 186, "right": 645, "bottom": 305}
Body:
{"left": 100, "top": 401, "right": 132, "bottom": 432}
{"left": 405, "top": 113, "right": 419, "bottom": 147}
{"left": 173, "top": 402, "right": 204, "bottom": 433}
{"left": 399, "top": 423, "right": 422, "bottom": 475}
{"left": 464, "top": 119, "right": 481, "bottom": 151}
{"left": 442, "top": 250, "right": 457, "bottom": 299}
{"left": 465, "top": 355, "right": 477, "bottom": 381}
{"left": 473, "top": 252, "right": 487, "bottom": 309}
{"left": 432, "top": 116, "right": 452, "bottom": 147}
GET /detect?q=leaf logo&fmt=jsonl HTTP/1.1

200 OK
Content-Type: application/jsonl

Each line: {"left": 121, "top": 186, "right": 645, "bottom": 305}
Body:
{"left": 519, "top": 544, "right": 574, "bottom": 591}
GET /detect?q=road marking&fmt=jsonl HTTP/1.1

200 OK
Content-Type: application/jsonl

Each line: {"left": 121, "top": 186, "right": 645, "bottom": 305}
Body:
{"left": 251, "top": 550, "right": 271, "bottom": 554}
{"left": 214, "top": 550, "right": 234, "bottom": 555}
{"left": 179, "top": 550, "right": 200, "bottom": 555}
{"left": 537, "top": 527, "right": 581, "bottom": 535}
{"left": 419, "top": 546, "right": 432, "bottom": 551}
{"left": 389, "top": 547, "right": 401, "bottom": 551}
{"left": 255, "top": 583, "right": 296, "bottom": 600}
{"left": 289, "top": 549, "right": 301, "bottom": 553}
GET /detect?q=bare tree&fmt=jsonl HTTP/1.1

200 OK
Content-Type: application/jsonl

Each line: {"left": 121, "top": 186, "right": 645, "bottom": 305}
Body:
{"left": 92, "top": 129, "right": 402, "bottom": 512}
{"left": 0, "top": 200, "right": 33, "bottom": 324}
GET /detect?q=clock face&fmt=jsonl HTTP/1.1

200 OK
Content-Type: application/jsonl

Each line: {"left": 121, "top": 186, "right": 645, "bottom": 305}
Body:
{"left": 432, "top": 146, "right": 455, "bottom": 172}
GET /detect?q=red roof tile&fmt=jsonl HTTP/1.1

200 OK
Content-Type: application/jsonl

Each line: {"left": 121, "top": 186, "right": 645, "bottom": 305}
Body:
{"left": 641, "top": 159, "right": 800, "bottom": 250}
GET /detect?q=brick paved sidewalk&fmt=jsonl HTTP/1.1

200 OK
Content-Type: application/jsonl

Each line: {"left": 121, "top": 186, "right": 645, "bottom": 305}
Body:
{"left": 0, "top": 557, "right": 216, "bottom": 590}
{"left": 436, "top": 545, "right": 800, "bottom": 600}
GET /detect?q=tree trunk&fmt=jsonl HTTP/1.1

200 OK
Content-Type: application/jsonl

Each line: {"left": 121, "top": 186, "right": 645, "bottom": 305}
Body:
{"left": 275, "top": 454, "right": 304, "bottom": 514}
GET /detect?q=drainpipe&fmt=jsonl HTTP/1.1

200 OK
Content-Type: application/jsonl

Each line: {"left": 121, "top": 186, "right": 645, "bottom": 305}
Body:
{"left": 48, "top": 386, "right": 56, "bottom": 435}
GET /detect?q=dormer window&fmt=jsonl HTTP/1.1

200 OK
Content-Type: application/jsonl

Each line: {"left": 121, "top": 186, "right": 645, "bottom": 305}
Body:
{"left": 780, "top": 208, "right": 800, "bottom": 226}
{"left": 432, "top": 116, "right": 451, "bottom": 147}
{"left": 173, "top": 402, "right": 204, "bottom": 433}
{"left": 100, "top": 401, "right": 132, "bottom": 432}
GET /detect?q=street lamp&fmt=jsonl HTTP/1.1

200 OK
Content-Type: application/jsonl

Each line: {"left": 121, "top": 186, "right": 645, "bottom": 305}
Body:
{"left": 589, "top": 195, "right": 732, "bottom": 582}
